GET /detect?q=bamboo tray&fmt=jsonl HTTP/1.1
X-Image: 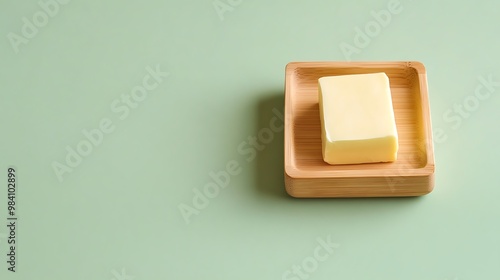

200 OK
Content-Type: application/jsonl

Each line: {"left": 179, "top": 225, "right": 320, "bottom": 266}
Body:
{"left": 284, "top": 62, "right": 435, "bottom": 198}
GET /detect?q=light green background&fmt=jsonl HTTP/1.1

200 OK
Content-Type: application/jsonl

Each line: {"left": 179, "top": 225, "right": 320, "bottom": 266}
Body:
{"left": 1, "top": 0, "right": 499, "bottom": 279}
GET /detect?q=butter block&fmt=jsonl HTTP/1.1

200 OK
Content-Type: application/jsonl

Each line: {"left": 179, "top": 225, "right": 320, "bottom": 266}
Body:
{"left": 318, "top": 73, "right": 398, "bottom": 165}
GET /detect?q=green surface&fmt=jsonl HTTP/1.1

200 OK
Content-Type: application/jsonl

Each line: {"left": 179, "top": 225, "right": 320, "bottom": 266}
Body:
{"left": 1, "top": 0, "right": 499, "bottom": 279}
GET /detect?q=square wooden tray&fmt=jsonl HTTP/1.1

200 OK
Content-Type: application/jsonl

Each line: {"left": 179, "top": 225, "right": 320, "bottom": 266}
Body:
{"left": 284, "top": 61, "right": 435, "bottom": 198}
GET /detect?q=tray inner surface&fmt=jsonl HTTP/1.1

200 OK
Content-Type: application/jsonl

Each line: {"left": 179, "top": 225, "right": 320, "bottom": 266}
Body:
{"left": 290, "top": 65, "right": 428, "bottom": 175}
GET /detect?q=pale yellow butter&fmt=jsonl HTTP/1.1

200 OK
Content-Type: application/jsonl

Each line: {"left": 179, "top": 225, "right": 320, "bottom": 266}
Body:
{"left": 318, "top": 73, "right": 398, "bottom": 165}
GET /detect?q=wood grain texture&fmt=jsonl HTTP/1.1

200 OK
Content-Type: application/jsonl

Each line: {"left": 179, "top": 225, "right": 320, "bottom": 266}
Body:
{"left": 284, "top": 61, "right": 435, "bottom": 198}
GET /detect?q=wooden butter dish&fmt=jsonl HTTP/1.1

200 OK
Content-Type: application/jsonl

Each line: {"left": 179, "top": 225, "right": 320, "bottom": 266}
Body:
{"left": 284, "top": 61, "right": 435, "bottom": 198}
